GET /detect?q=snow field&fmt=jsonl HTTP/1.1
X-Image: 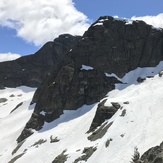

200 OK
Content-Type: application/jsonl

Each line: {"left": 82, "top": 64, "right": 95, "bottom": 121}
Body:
{"left": 1, "top": 62, "right": 163, "bottom": 163}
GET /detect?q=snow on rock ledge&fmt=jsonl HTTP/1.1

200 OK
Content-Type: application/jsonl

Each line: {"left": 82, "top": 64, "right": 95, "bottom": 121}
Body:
{"left": 81, "top": 65, "right": 94, "bottom": 70}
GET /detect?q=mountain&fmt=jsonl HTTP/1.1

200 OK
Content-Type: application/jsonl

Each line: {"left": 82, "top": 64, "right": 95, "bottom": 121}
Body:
{"left": 0, "top": 16, "right": 163, "bottom": 163}
{"left": 0, "top": 34, "right": 81, "bottom": 88}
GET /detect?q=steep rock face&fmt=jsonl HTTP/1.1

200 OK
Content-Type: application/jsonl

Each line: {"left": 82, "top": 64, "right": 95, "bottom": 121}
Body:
{"left": 141, "top": 143, "right": 163, "bottom": 163}
{"left": 17, "top": 60, "right": 119, "bottom": 142}
{"left": 73, "top": 16, "right": 163, "bottom": 77}
{"left": 0, "top": 34, "right": 81, "bottom": 87}
{"left": 88, "top": 100, "right": 121, "bottom": 132}
{"left": 17, "top": 16, "right": 163, "bottom": 142}
{"left": 134, "top": 142, "right": 163, "bottom": 163}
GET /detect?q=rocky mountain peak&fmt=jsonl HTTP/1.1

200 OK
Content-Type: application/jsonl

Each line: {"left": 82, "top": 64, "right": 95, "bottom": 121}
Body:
{"left": 16, "top": 16, "right": 163, "bottom": 142}
{"left": 76, "top": 16, "right": 163, "bottom": 77}
{"left": 0, "top": 34, "right": 81, "bottom": 88}
{"left": 1, "top": 16, "right": 163, "bottom": 163}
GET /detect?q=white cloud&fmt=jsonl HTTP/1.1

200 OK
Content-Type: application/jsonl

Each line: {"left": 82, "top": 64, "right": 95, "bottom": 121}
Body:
{"left": 0, "top": 0, "right": 90, "bottom": 46}
{"left": 0, "top": 53, "right": 20, "bottom": 62}
{"left": 131, "top": 13, "right": 163, "bottom": 29}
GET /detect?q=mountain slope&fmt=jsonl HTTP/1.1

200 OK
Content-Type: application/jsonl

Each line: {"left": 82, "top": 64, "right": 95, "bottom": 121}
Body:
{"left": 1, "top": 64, "right": 163, "bottom": 163}
{"left": 0, "top": 87, "right": 36, "bottom": 163}
{"left": 18, "top": 16, "right": 163, "bottom": 142}
{"left": 0, "top": 34, "right": 81, "bottom": 88}
{"left": 0, "top": 16, "right": 163, "bottom": 163}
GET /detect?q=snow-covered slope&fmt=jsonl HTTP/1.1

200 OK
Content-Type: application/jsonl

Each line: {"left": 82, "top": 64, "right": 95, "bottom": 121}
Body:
{"left": 1, "top": 62, "right": 163, "bottom": 163}
{"left": 0, "top": 87, "right": 36, "bottom": 163}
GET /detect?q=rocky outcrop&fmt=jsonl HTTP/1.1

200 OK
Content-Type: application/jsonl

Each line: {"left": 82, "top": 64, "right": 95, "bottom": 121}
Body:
{"left": 73, "top": 147, "right": 97, "bottom": 163}
{"left": 88, "top": 100, "right": 120, "bottom": 132}
{"left": 0, "top": 34, "right": 81, "bottom": 88}
{"left": 88, "top": 122, "right": 113, "bottom": 141}
{"left": 52, "top": 150, "right": 68, "bottom": 163}
{"left": 17, "top": 16, "right": 163, "bottom": 142}
{"left": 140, "top": 142, "right": 163, "bottom": 163}
{"left": 17, "top": 65, "right": 119, "bottom": 142}
{"left": 73, "top": 16, "right": 163, "bottom": 77}
{"left": 132, "top": 142, "right": 163, "bottom": 163}
{"left": 0, "top": 98, "right": 7, "bottom": 103}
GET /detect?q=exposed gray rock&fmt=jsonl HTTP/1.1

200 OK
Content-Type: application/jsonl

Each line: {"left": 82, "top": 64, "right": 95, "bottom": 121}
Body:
{"left": 0, "top": 98, "right": 7, "bottom": 103}
{"left": 8, "top": 153, "right": 25, "bottom": 163}
{"left": 52, "top": 150, "right": 68, "bottom": 163}
{"left": 0, "top": 84, "right": 5, "bottom": 89}
{"left": 76, "top": 16, "right": 163, "bottom": 78}
{"left": 17, "top": 129, "right": 34, "bottom": 143}
{"left": 0, "top": 34, "right": 81, "bottom": 88}
{"left": 10, "top": 94, "right": 15, "bottom": 97}
{"left": 137, "top": 77, "right": 146, "bottom": 83}
{"left": 12, "top": 140, "right": 25, "bottom": 155}
{"left": 50, "top": 136, "right": 60, "bottom": 143}
{"left": 10, "top": 102, "right": 23, "bottom": 113}
{"left": 88, "top": 122, "right": 113, "bottom": 141}
{"left": 105, "top": 138, "right": 113, "bottom": 148}
{"left": 131, "top": 147, "right": 141, "bottom": 163}
{"left": 17, "top": 66, "right": 119, "bottom": 142}
{"left": 139, "top": 142, "right": 163, "bottom": 163}
{"left": 123, "top": 101, "right": 129, "bottom": 104}
{"left": 17, "top": 94, "right": 22, "bottom": 97}
{"left": 88, "top": 100, "right": 120, "bottom": 132}
{"left": 17, "top": 16, "right": 163, "bottom": 142}
{"left": 31, "top": 139, "right": 47, "bottom": 147}
{"left": 111, "top": 102, "right": 121, "bottom": 109}
{"left": 73, "top": 147, "right": 97, "bottom": 163}
{"left": 159, "top": 70, "right": 163, "bottom": 77}
{"left": 120, "top": 109, "right": 126, "bottom": 117}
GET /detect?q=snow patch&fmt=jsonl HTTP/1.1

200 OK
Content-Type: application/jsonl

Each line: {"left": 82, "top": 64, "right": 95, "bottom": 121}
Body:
{"left": 152, "top": 26, "right": 162, "bottom": 31}
{"left": 105, "top": 73, "right": 122, "bottom": 81}
{"left": 81, "top": 65, "right": 94, "bottom": 70}
{"left": 93, "top": 22, "right": 103, "bottom": 26}
{"left": 0, "top": 86, "right": 36, "bottom": 163}
{"left": 111, "top": 61, "right": 163, "bottom": 90}
{"left": 40, "top": 111, "right": 46, "bottom": 116}
{"left": 113, "top": 16, "right": 133, "bottom": 25}
{"left": 125, "top": 19, "right": 133, "bottom": 25}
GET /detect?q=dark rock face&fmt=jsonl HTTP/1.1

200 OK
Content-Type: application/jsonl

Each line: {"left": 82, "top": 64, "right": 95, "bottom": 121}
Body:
{"left": 0, "top": 34, "right": 81, "bottom": 88}
{"left": 73, "top": 16, "right": 163, "bottom": 77}
{"left": 33, "top": 68, "right": 118, "bottom": 114}
{"left": 0, "top": 98, "right": 7, "bottom": 103}
{"left": 136, "top": 142, "right": 163, "bottom": 163}
{"left": 74, "top": 147, "right": 97, "bottom": 163}
{"left": 88, "top": 100, "right": 120, "bottom": 132}
{"left": 137, "top": 77, "right": 146, "bottom": 83}
{"left": 17, "top": 66, "right": 119, "bottom": 142}
{"left": 52, "top": 150, "right": 68, "bottom": 163}
{"left": 88, "top": 122, "right": 113, "bottom": 141}
{"left": 17, "top": 16, "right": 163, "bottom": 142}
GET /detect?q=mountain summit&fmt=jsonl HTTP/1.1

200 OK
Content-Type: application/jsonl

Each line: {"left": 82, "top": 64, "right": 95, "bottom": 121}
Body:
{"left": 0, "top": 16, "right": 163, "bottom": 163}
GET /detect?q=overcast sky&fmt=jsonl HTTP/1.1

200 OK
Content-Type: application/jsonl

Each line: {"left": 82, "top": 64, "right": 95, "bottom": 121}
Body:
{"left": 0, "top": 0, "right": 163, "bottom": 60}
